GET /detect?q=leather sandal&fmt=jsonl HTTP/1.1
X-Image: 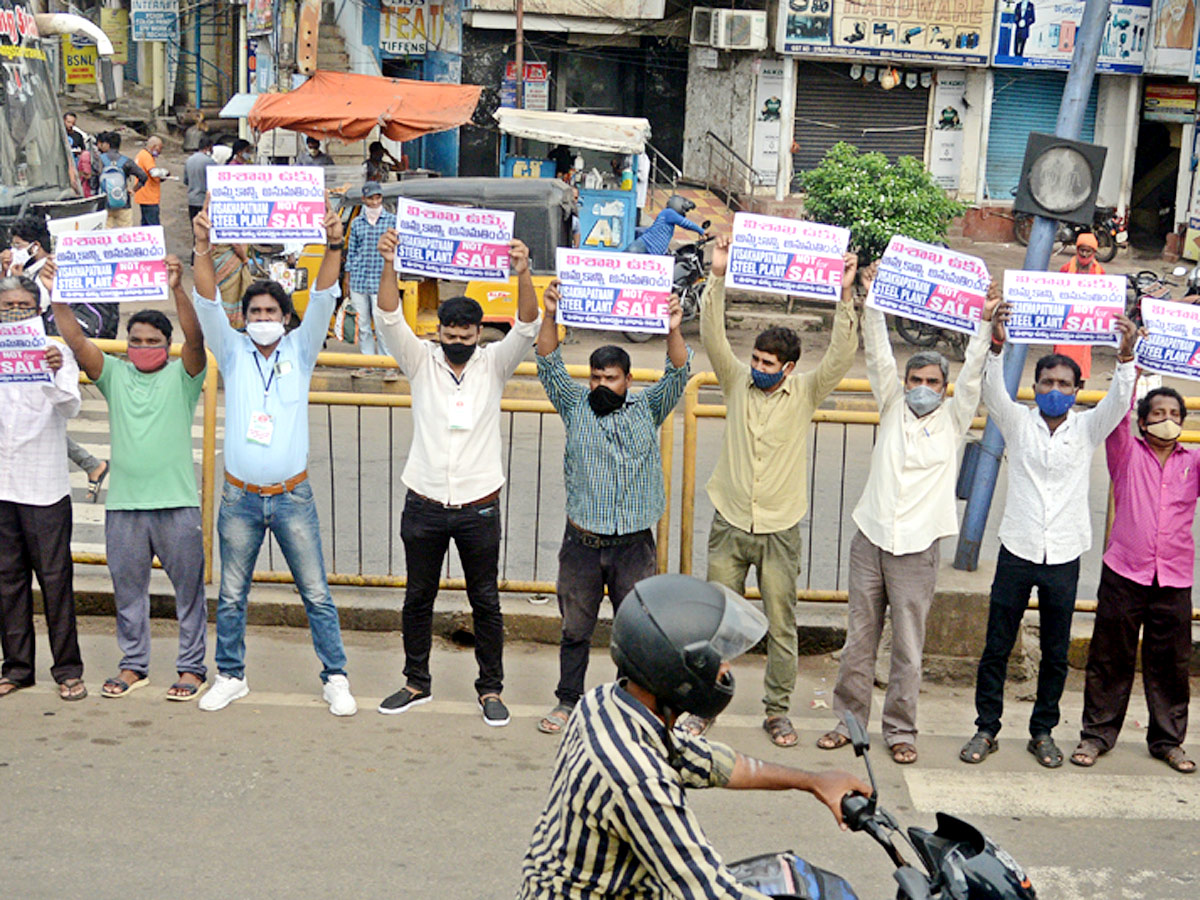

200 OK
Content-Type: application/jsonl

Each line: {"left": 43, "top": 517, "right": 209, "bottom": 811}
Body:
{"left": 959, "top": 731, "right": 998, "bottom": 764}
{"left": 1069, "top": 739, "right": 1104, "bottom": 768}
{"left": 1160, "top": 746, "right": 1196, "bottom": 774}
{"left": 816, "top": 730, "right": 851, "bottom": 750}
{"left": 763, "top": 715, "right": 798, "bottom": 748}
{"left": 1027, "top": 734, "right": 1063, "bottom": 768}
{"left": 891, "top": 742, "right": 918, "bottom": 765}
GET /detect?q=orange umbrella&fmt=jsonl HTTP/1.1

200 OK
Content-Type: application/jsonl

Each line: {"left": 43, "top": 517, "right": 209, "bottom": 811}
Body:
{"left": 248, "top": 70, "right": 483, "bottom": 143}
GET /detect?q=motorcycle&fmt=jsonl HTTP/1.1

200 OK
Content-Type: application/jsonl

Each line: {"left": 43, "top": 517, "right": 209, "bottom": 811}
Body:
{"left": 1125, "top": 265, "right": 1190, "bottom": 325}
{"left": 623, "top": 223, "right": 714, "bottom": 344}
{"left": 893, "top": 316, "right": 968, "bottom": 361}
{"left": 1011, "top": 206, "right": 1121, "bottom": 263}
{"left": 728, "top": 713, "right": 1037, "bottom": 899}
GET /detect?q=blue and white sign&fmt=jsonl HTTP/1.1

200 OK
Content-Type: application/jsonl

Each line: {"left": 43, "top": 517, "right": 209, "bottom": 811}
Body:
{"left": 131, "top": 0, "right": 178, "bottom": 42}
{"left": 1002, "top": 270, "right": 1126, "bottom": 345}
{"left": 394, "top": 197, "right": 514, "bottom": 283}
{"left": 555, "top": 248, "right": 673, "bottom": 334}
{"left": 867, "top": 236, "right": 990, "bottom": 336}
{"left": 1135, "top": 296, "right": 1200, "bottom": 381}
{"left": 993, "top": 0, "right": 1151, "bottom": 74}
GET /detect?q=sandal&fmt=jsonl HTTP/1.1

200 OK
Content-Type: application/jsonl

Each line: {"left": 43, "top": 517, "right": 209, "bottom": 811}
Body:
{"left": 58, "top": 678, "right": 87, "bottom": 701}
{"left": 166, "top": 678, "right": 205, "bottom": 702}
{"left": 1027, "top": 734, "right": 1063, "bottom": 769}
{"left": 816, "top": 730, "right": 851, "bottom": 750}
{"left": 102, "top": 673, "right": 148, "bottom": 698}
{"left": 86, "top": 461, "right": 109, "bottom": 503}
{"left": 0, "top": 677, "right": 30, "bottom": 698}
{"left": 891, "top": 742, "right": 918, "bottom": 765}
{"left": 763, "top": 715, "right": 798, "bottom": 748}
{"left": 959, "top": 731, "right": 998, "bottom": 764}
{"left": 1069, "top": 739, "right": 1104, "bottom": 768}
{"left": 537, "top": 703, "right": 573, "bottom": 735}
{"left": 1159, "top": 746, "right": 1196, "bottom": 774}
{"left": 679, "top": 714, "right": 713, "bottom": 737}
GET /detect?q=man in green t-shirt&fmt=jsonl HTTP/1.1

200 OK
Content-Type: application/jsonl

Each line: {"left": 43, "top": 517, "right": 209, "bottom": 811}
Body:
{"left": 47, "top": 256, "right": 209, "bottom": 701}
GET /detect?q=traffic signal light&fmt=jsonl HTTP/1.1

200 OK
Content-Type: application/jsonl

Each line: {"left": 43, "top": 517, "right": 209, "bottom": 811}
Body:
{"left": 1013, "top": 132, "right": 1107, "bottom": 226}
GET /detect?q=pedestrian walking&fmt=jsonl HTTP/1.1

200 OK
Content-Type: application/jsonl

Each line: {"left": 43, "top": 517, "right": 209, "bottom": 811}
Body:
{"left": 134, "top": 135, "right": 166, "bottom": 227}
{"left": 48, "top": 256, "right": 210, "bottom": 701}
{"left": 533, "top": 280, "right": 691, "bottom": 735}
{"left": 693, "top": 234, "right": 860, "bottom": 747}
{"left": 960, "top": 303, "right": 1138, "bottom": 769}
{"left": 191, "top": 198, "right": 357, "bottom": 716}
{"left": 97, "top": 132, "right": 148, "bottom": 230}
{"left": 1071, "top": 387, "right": 1197, "bottom": 774}
{"left": 344, "top": 181, "right": 395, "bottom": 374}
{"left": 373, "top": 229, "right": 540, "bottom": 726}
{"left": 818, "top": 270, "right": 998, "bottom": 764}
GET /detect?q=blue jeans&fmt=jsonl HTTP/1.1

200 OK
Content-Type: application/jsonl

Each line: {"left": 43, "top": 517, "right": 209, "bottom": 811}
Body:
{"left": 216, "top": 479, "right": 347, "bottom": 681}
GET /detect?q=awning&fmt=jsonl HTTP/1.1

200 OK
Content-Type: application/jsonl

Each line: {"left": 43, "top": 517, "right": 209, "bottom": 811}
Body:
{"left": 220, "top": 92, "right": 260, "bottom": 119}
{"left": 248, "top": 70, "right": 484, "bottom": 143}
{"left": 493, "top": 109, "right": 651, "bottom": 154}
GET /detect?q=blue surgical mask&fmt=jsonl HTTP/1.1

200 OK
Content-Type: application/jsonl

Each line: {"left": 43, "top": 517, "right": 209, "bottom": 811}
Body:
{"left": 1035, "top": 389, "right": 1076, "bottom": 418}
{"left": 751, "top": 367, "right": 785, "bottom": 391}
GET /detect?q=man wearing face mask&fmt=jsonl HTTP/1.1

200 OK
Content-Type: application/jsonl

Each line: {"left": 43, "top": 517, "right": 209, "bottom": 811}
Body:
{"left": 695, "top": 234, "right": 860, "bottom": 747}
{"left": 373, "top": 229, "right": 540, "bottom": 726}
{"left": 133, "top": 135, "right": 166, "bottom": 227}
{"left": 1070, "top": 387, "right": 1198, "bottom": 774}
{"left": 47, "top": 257, "right": 210, "bottom": 701}
{"left": 531, "top": 280, "right": 691, "bottom": 735}
{"left": 344, "top": 181, "right": 395, "bottom": 369}
{"left": 960, "top": 302, "right": 1138, "bottom": 769}
{"left": 190, "top": 198, "right": 358, "bottom": 717}
{"left": 818, "top": 272, "right": 1000, "bottom": 765}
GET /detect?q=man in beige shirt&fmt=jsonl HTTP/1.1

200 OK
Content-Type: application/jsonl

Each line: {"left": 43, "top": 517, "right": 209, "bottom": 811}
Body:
{"left": 692, "top": 234, "right": 859, "bottom": 747}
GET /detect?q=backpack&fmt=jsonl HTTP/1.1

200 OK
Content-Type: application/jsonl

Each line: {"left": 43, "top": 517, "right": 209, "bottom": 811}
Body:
{"left": 99, "top": 153, "right": 128, "bottom": 209}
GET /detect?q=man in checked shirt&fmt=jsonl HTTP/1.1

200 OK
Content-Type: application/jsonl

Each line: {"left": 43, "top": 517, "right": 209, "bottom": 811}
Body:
{"left": 533, "top": 280, "right": 691, "bottom": 735}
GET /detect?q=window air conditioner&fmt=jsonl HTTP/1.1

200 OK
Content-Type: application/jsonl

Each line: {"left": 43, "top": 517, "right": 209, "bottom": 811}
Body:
{"left": 690, "top": 8, "right": 714, "bottom": 46}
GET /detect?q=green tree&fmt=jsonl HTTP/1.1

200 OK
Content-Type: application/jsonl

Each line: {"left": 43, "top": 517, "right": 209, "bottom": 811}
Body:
{"left": 798, "top": 142, "right": 966, "bottom": 262}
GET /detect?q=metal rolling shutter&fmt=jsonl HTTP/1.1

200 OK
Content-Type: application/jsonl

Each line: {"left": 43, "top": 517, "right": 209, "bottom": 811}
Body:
{"left": 792, "top": 61, "right": 930, "bottom": 172}
{"left": 984, "top": 70, "right": 1098, "bottom": 200}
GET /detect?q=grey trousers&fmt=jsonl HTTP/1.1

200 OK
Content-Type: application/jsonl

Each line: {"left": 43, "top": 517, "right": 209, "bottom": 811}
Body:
{"left": 832, "top": 529, "right": 939, "bottom": 747}
{"left": 106, "top": 508, "right": 207, "bottom": 679}
{"left": 67, "top": 437, "right": 101, "bottom": 474}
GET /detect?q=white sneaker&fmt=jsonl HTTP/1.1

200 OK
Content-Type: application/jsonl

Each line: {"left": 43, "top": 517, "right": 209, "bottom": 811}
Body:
{"left": 198, "top": 674, "right": 249, "bottom": 712}
{"left": 323, "top": 674, "right": 357, "bottom": 716}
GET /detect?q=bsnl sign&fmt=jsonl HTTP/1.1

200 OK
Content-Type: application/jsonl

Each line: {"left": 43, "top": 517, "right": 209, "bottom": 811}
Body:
{"left": 380, "top": 0, "right": 444, "bottom": 56}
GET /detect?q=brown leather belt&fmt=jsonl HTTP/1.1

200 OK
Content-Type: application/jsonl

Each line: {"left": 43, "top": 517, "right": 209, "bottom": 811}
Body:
{"left": 225, "top": 470, "right": 308, "bottom": 496}
{"left": 409, "top": 488, "right": 500, "bottom": 510}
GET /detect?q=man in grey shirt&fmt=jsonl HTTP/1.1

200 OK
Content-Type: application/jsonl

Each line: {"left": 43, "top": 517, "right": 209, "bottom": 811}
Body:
{"left": 183, "top": 137, "right": 215, "bottom": 222}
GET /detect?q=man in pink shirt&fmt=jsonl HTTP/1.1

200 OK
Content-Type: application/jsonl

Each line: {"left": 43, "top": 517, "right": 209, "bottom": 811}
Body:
{"left": 1072, "top": 386, "right": 1197, "bottom": 774}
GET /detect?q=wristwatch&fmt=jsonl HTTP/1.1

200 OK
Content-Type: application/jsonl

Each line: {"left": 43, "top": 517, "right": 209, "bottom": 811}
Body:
{"left": 328, "top": 240, "right": 345, "bottom": 251}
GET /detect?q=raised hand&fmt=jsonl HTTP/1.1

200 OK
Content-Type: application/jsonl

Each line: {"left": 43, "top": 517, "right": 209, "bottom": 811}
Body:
{"left": 711, "top": 233, "right": 732, "bottom": 278}
{"left": 166, "top": 255, "right": 183, "bottom": 290}
{"left": 541, "top": 279, "right": 560, "bottom": 317}
{"left": 44, "top": 343, "right": 63, "bottom": 373}
{"left": 668, "top": 293, "right": 682, "bottom": 332}
{"left": 982, "top": 279, "right": 1001, "bottom": 322}
{"left": 841, "top": 252, "right": 858, "bottom": 291}
{"left": 1115, "top": 314, "right": 1138, "bottom": 359}
{"left": 324, "top": 198, "right": 344, "bottom": 244}
{"left": 510, "top": 239, "right": 530, "bottom": 275}
{"left": 378, "top": 228, "right": 399, "bottom": 262}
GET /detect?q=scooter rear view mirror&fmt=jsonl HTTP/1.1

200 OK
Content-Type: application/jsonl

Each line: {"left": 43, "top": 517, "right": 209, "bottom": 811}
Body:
{"left": 1173, "top": 266, "right": 1188, "bottom": 277}
{"left": 702, "top": 219, "right": 712, "bottom": 229}
{"left": 841, "top": 711, "right": 870, "bottom": 756}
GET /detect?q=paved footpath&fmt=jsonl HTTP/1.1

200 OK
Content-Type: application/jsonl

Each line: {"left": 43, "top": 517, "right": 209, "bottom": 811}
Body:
{"left": 2, "top": 620, "right": 1196, "bottom": 900}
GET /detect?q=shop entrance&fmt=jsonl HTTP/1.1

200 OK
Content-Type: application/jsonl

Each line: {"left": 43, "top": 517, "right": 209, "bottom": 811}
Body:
{"left": 1129, "top": 119, "right": 1181, "bottom": 252}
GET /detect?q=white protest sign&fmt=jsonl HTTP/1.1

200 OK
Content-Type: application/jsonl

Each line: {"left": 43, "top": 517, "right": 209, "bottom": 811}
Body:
{"left": 866, "top": 236, "right": 989, "bottom": 335}
{"left": 52, "top": 226, "right": 168, "bottom": 304}
{"left": 1002, "top": 271, "right": 1126, "bottom": 345}
{"left": 394, "top": 198, "right": 515, "bottom": 283}
{"left": 1135, "top": 297, "right": 1200, "bottom": 382}
{"left": 727, "top": 212, "right": 849, "bottom": 301}
{"left": 207, "top": 166, "right": 326, "bottom": 244}
{"left": 554, "top": 248, "right": 674, "bottom": 334}
{"left": 0, "top": 316, "right": 50, "bottom": 384}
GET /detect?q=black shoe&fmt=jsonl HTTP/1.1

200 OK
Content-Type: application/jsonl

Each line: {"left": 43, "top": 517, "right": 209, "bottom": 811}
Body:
{"left": 377, "top": 686, "right": 431, "bottom": 715}
{"left": 479, "top": 693, "right": 510, "bottom": 727}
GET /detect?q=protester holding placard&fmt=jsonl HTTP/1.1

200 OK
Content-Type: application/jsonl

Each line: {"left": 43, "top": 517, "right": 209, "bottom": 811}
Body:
{"left": 345, "top": 181, "right": 395, "bottom": 368}
{"left": 1051, "top": 232, "right": 1107, "bottom": 381}
{"left": 693, "top": 234, "right": 860, "bottom": 747}
{"left": 0, "top": 273, "right": 86, "bottom": 702}
{"left": 532, "top": 280, "right": 691, "bottom": 736}
{"left": 1070, "top": 388, "right": 1198, "bottom": 775}
{"left": 373, "top": 229, "right": 540, "bottom": 727}
{"left": 47, "top": 256, "right": 210, "bottom": 701}
{"left": 190, "top": 198, "right": 358, "bottom": 717}
{"left": 961, "top": 303, "right": 1138, "bottom": 770}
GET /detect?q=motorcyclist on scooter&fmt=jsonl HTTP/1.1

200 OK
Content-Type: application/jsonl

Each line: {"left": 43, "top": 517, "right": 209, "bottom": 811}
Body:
{"left": 517, "top": 574, "right": 870, "bottom": 899}
{"left": 627, "top": 194, "right": 710, "bottom": 256}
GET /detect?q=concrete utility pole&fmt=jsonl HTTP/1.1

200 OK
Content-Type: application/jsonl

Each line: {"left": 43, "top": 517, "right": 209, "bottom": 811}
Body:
{"left": 952, "top": 0, "right": 1113, "bottom": 571}
{"left": 514, "top": 0, "right": 524, "bottom": 110}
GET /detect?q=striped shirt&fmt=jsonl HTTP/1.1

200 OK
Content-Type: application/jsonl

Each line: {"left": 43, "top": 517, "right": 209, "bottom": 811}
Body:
{"left": 345, "top": 210, "right": 397, "bottom": 294}
{"left": 518, "top": 683, "right": 770, "bottom": 900}
{"left": 536, "top": 347, "right": 691, "bottom": 535}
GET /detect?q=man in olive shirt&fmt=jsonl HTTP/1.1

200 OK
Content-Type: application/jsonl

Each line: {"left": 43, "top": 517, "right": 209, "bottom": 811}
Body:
{"left": 696, "top": 234, "right": 860, "bottom": 746}
{"left": 48, "top": 257, "right": 209, "bottom": 701}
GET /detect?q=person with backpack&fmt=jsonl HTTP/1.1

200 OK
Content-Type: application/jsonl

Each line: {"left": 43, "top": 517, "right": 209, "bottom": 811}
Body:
{"left": 96, "top": 132, "right": 147, "bottom": 229}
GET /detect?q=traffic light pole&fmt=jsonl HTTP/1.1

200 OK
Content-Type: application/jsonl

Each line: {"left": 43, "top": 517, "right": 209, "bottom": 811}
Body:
{"left": 952, "top": 0, "right": 1113, "bottom": 571}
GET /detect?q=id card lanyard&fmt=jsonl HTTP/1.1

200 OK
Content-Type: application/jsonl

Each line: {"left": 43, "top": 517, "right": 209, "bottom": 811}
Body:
{"left": 247, "top": 350, "right": 281, "bottom": 446}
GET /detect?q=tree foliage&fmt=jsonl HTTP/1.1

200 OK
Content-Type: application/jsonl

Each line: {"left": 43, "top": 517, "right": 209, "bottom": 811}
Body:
{"left": 798, "top": 142, "right": 967, "bottom": 262}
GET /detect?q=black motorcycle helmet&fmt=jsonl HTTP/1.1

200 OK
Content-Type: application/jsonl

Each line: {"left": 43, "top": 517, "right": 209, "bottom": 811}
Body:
{"left": 610, "top": 575, "right": 768, "bottom": 719}
{"left": 665, "top": 194, "right": 696, "bottom": 216}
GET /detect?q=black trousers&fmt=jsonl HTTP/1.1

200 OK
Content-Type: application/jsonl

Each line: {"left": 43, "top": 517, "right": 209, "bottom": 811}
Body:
{"left": 554, "top": 524, "right": 656, "bottom": 706}
{"left": 974, "top": 545, "right": 1080, "bottom": 738}
{"left": 1081, "top": 564, "right": 1192, "bottom": 757}
{"left": 400, "top": 491, "right": 503, "bottom": 696}
{"left": 0, "top": 496, "right": 83, "bottom": 684}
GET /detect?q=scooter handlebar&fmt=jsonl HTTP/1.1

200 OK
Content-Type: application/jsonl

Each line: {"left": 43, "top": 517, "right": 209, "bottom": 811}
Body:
{"left": 840, "top": 791, "right": 874, "bottom": 832}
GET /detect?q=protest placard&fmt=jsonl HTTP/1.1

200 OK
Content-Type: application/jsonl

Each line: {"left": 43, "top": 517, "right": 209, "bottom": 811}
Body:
{"left": 1135, "top": 297, "right": 1200, "bottom": 382}
{"left": 206, "top": 166, "right": 326, "bottom": 244}
{"left": 554, "top": 248, "right": 673, "bottom": 334}
{"left": 52, "top": 226, "right": 168, "bottom": 304}
{"left": 866, "top": 236, "right": 989, "bottom": 335}
{"left": 726, "top": 212, "right": 849, "bottom": 301}
{"left": 394, "top": 198, "right": 514, "bottom": 283}
{"left": 1001, "top": 270, "right": 1126, "bottom": 345}
{"left": 0, "top": 316, "right": 49, "bottom": 384}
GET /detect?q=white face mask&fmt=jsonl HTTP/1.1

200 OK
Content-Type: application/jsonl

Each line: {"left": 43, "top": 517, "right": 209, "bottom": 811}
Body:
{"left": 9, "top": 246, "right": 30, "bottom": 269}
{"left": 364, "top": 204, "right": 384, "bottom": 225}
{"left": 245, "top": 320, "right": 285, "bottom": 346}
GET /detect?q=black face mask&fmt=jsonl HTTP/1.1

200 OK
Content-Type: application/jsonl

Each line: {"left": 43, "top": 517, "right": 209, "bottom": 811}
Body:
{"left": 588, "top": 385, "right": 626, "bottom": 416}
{"left": 441, "top": 342, "right": 476, "bottom": 366}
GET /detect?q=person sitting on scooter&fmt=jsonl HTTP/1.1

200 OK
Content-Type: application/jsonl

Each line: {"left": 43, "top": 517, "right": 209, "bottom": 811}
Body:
{"left": 1053, "top": 232, "right": 1106, "bottom": 381}
{"left": 517, "top": 574, "right": 869, "bottom": 899}
{"left": 627, "top": 194, "right": 709, "bottom": 256}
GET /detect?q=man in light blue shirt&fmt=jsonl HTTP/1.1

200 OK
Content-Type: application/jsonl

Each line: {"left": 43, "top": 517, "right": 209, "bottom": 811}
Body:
{"left": 627, "top": 194, "right": 707, "bottom": 256}
{"left": 190, "top": 197, "right": 357, "bottom": 716}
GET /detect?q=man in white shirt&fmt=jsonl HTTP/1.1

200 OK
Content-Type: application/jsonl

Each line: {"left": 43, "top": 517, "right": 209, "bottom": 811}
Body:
{"left": 0, "top": 274, "right": 86, "bottom": 701}
{"left": 373, "top": 228, "right": 539, "bottom": 727}
{"left": 961, "top": 302, "right": 1138, "bottom": 769}
{"left": 819, "top": 276, "right": 999, "bottom": 765}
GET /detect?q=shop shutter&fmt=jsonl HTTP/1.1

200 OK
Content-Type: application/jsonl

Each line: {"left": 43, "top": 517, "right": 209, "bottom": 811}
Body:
{"left": 984, "top": 70, "right": 1098, "bottom": 200}
{"left": 792, "top": 62, "right": 930, "bottom": 173}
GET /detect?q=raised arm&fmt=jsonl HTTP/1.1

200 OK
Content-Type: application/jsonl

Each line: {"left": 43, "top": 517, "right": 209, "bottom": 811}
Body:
{"left": 42, "top": 260, "right": 103, "bottom": 381}
{"left": 1085, "top": 318, "right": 1138, "bottom": 446}
{"left": 169, "top": 255, "right": 206, "bottom": 377}
{"left": 641, "top": 296, "right": 692, "bottom": 426}
{"left": 534, "top": 288, "right": 585, "bottom": 418}
{"left": 700, "top": 234, "right": 744, "bottom": 385}
{"left": 192, "top": 196, "right": 218, "bottom": 302}
{"left": 513, "top": 238, "right": 538, "bottom": 324}
{"left": 947, "top": 281, "right": 1001, "bottom": 433}
{"left": 374, "top": 227, "right": 427, "bottom": 376}
{"left": 859, "top": 260, "right": 899, "bottom": 408}
{"left": 1105, "top": 388, "right": 1137, "bottom": 475}
{"left": 488, "top": 239, "right": 541, "bottom": 380}
{"left": 535, "top": 277, "right": 562, "bottom": 357}
{"left": 189, "top": 198, "right": 237, "bottom": 363}
{"left": 313, "top": 200, "right": 343, "bottom": 292}
{"left": 801, "top": 252, "right": 860, "bottom": 408}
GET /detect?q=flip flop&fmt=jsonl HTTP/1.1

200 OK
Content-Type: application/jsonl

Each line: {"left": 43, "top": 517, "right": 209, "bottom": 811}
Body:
{"left": 537, "top": 704, "right": 572, "bottom": 734}
{"left": 816, "top": 730, "right": 851, "bottom": 750}
{"left": 86, "top": 461, "right": 109, "bottom": 503}
{"left": 58, "top": 678, "right": 88, "bottom": 701}
{"left": 1069, "top": 739, "right": 1104, "bottom": 768}
{"left": 102, "top": 674, "right": 148, "bottom": 698}
{"left": 165, "top": 680, "right": 205, "bottom": 702}
{"left": 1160, "top": 746, "right": 1196, "bottom": 774}
{"left": 891, "top": 742, "right": 918, "bottom": 765}
{"left": 0, "top": 677, "right": 31, "bottom": 698}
